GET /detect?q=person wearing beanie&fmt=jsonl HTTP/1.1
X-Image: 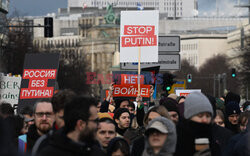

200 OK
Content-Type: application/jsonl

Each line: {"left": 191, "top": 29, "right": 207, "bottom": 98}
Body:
{"left": 113, "top": 108, "right": 130, "bottom": 137}
{"left": 143, "top": 117, "right": 177, "bottom": 156}
{"left": 175, "top": 92, "right": 221, "bottom": 156}
{"left": 225, "top": 101, "right": 241, "bottom": 134}
{"left": 160, "top": 97, "right": 179, "bottom": 124}
{"left": 225, "top": 92, "right": 241, "bottom": 106}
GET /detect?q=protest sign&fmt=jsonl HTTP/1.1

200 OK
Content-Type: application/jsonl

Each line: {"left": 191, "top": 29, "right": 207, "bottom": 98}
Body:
{"left": 120, "top": 10, "right": 159, "bottom": 62}
{"left": 18, "top": 53, "right": 59, "bottom": 111}
{"left": 0, "top": 76, "right": 21, "bottom": 106}
{"left": 113, "top": 84, "right": 150, "bottom": 98}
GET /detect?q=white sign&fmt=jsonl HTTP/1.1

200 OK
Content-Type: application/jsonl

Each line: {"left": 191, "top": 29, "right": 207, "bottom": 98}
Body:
{"left": 0, "top": 76, "right": 21, "bottom": 106}
{"left": 175, "top": 89, "right": 201, "bottom": 96}
{"left": 121, "top": 54, "right": 180, "bottom": 70}
{"left": 120, "top": 10, "right": 159, "bottom": 62}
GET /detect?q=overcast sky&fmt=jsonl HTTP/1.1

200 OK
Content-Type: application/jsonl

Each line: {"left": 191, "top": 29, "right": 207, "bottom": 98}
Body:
{"left": 8, "top": 0, "right": 248, "bottom": 17}
{"left": 9, "top": 0, "right": 67, "bottom": 16}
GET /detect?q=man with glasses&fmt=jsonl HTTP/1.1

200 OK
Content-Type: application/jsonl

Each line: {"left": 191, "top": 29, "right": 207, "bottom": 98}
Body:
{"left": 39, "top": 96, "right": 105, "bottom": 156}
{"left": 18, "top": 99, "right": 55, "bottom": 153}
{"left": 32, "top": 89, "right": 76, "bottom": 155}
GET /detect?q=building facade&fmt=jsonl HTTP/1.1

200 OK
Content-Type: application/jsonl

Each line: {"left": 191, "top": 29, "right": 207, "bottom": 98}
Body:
{"left": 180, "top": 33, "right": 228, "bottom": 69}
{"left": 68, "top": 0, "right": 196, "bottom": 17}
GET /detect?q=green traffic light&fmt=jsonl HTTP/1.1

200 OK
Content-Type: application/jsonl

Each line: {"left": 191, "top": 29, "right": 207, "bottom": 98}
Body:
{"left": 232, "top": 74, "right": 236, "bottom": 77}
{"left": 166, "top": 86, "right": 171, "bottom": 91}
{"left": 188, "top": 79, "right": 192, "bottom": 83}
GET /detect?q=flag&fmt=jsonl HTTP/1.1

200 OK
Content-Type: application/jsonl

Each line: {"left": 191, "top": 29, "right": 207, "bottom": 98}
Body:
{"left": 137, "top": 3, "right": 144, "bottom": 10}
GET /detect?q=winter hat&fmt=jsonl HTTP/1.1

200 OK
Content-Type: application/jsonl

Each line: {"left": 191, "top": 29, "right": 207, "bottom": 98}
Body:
{"left": 113, "top": 108, "right": 130, "bottom": 120}
{"left": 184, "top": 92, "right": 214, "bottom": 119}
{"left": 160, "top": 97, "right": 179, "bottom": 113}
{"left": 225, "top": 92, "right": 241, "bottom": 105}
{"left": 98, "top": 113, "right": 113, "bottom": 120}
{"left": 225, "top": 101, "right": 241, "bottom": 116}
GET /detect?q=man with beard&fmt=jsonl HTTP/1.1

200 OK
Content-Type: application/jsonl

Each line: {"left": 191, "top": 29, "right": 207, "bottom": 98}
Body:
{"left": 39, "top": 96, "right": 105, "bottom": 156}
{"left": 18, "top": 99, "right": 55, "bottom": 153}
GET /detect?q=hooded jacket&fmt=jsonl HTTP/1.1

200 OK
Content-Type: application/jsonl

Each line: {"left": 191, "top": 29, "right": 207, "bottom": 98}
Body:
{"left": 142, "top": 117, "right": 177, "bottom": 156}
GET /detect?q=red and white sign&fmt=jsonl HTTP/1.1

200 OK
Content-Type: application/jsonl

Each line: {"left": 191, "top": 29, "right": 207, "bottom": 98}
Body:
{"left": 113, "top": 84, "right": 150, "bottom": 98}
{"left": 20, "top": 69, "right": 57, "bottom": 99}
{"left": 120, "top": 11, "right": 159, "bottom": 62}
{"left": 121, "top": 74, "right": 144, "bottom": 85}
{"left": 175, "top": 89, "right": 201, "bottom": 97}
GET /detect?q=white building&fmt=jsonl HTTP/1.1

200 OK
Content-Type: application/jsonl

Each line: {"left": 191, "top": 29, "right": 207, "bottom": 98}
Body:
{"left": 68, "top": 0, "right": 197, "bottom": 17}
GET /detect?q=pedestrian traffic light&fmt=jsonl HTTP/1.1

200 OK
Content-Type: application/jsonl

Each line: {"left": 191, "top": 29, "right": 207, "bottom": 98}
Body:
{"left": 187, "top": 74, "right": 192, "bottom": 83}
{"left": 44, "top": 17, "right": 53, "bottom": 38}
{"left": 231, "top": 68, "right": 236, "bottom": 78}
{"left": 162, "top": 72, "right": 176, "bottom": 94}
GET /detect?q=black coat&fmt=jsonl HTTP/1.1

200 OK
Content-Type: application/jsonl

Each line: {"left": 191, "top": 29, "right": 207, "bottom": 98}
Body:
{"left": 174, "top": 119, "right": 221, "bottom": 156}
{"left": 131, "top": 135, "right": 145, "bottom": 156}
{"left": 39, "top": 129, "right": 106, "bottom": 156}
{"left": 27, "top": 124, "right": 41, "bottom": 152}
{"left": 224, "top": 120, "right": 250, "bottom": 156}
{"left": 211, "top": 124, "right": 233, "bottom": 156}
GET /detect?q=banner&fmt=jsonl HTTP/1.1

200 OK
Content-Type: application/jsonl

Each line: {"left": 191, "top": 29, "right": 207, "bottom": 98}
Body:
{"left": 0, "top": 76, "right": 21, "bottom": 106}
{"left": 113, "top": 84, "right": 150, "bottom": 98}
{"left": 18, "top": 53, "right": 59, "bottom": 112}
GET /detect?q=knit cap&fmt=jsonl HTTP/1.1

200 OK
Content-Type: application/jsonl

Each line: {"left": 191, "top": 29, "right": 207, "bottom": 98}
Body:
{"left": 160, "top": 97, "right": 179, "bottom": 114}
{"left": 184, "top": 92, "right": 214, "bottom": 119}
{"left": 225, "top": 101, "right": 241, "bottom": 116}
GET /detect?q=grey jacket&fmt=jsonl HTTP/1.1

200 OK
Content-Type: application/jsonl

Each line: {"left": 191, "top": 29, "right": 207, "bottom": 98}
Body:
{"left": 142, "top": 117, "right": 177, "bottom": 156}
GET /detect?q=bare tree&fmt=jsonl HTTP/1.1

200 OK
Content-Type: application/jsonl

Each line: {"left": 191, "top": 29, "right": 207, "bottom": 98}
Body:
{"left": 198, "top": 54, "right": 240, "bottom": 96}
{"left": 1, "top": 10, "right": 39, "bottom": 75}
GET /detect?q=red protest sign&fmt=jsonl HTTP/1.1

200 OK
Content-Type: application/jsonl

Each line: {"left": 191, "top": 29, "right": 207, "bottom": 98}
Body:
{"left": 121, "top": 35, "right": 157, "bottom": 47}
{"left": 18, "top": 53, "right": 59, "bottom": 112}
{"left": 20, "top": 69, "right": 57, "bottom": 99}
{"left": 20, "top": 87, "right": 54, "bottom": 99}
{"left": 124, "top": 25, "right": 155, "bottom": 35}
{"left": 121, "top": 74, "right": 144, "bottom": 85}
{"left": 122, "top": 25, "right": 157, "bottom": 47}
{"left": 113, "top": 84, "right": 150, "bottom": 98}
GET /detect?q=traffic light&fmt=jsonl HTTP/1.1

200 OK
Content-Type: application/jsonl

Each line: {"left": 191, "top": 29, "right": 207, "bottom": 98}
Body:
{"left": 231, "top": 68, "right": 236, "bottom": 78}
{"left": 187, "top": 74, "right": 192, "bottom": 83}
{"left": 162, "top": 72, "right": 176, "bottom": 93}
{"left": 44, "top": 17, "right": 53, "bottom": 38}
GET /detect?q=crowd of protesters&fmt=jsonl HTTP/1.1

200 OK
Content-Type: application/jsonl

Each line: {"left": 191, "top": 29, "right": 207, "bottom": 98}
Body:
{"left": 0, "top": 85, "right": 250, "bottom": 156}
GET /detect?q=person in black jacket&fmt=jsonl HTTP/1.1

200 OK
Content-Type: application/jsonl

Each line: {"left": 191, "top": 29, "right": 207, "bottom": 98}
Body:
{"left": 175, "top": 92, "right": 221, "bottom": 156}
{"left": 39, "top": 96, "right": 105, "bottom": 156}
{"left": 18, "top": 99, "right": 55, "bottom": 153}
{"left": 31, "top": 89, "right": 76, "bottom": 155}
